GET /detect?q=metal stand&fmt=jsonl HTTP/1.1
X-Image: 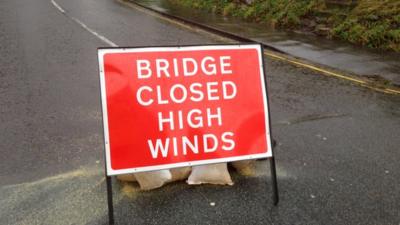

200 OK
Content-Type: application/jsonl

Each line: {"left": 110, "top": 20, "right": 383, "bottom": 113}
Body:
{"left": 106, "top": 175, "right": 115, "bottom": 225}
{"left": 260, "top": 43, "right": 280, "bottom": 206}
{"left": 269, "top": 156, "right": 279, "bottom": 205}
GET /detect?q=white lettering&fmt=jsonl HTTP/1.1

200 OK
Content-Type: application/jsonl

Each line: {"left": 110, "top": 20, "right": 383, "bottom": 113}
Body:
{"left": 206, "top": 82, "right": 219, "bottom": 101}
{"left": 173, "top": 58, "right": 179, "bottom": 77}
{"left": 221, "top": 132, "right": 235, "bottom": 151}
{"left": 136, "top": 86, "right": 153, "bottom": 106}
{"left": 207, "top": 107, "right": 222, "bottom": 127}
{"left": 182, "top": 135, "right": 199, "bottom": 155}
{"left": 137, "top": 60, "right": 152, "bottom": 79}
{"left": 201, "top": 57, "right": 217, "bottom": 75}
{"left": 189, "top": 83, "right": 204, "bottom": 102}
{"left": 156, "top": 59, "right": 170, "bottom": 78}
{"left": 187, "top": 109, "right": 203, "bottom": 128}
{"left": 220, "top": 56, "right": 232, "bottom": 74}
{"left": 156, "top": 85, "right": 169, "bottom": 104}
{"left": 148, "top": 138, "right": 170, "bottom": 158}
{"left": 182, "top": 58, "right": 198, "bottom": 76}
{"left": 222, "top": 81, "right": 237, "bottom": 99}
{"left": 158, "top": 111, "right": 174, "bottom": 131}
{"left": 203, "top": 134, "right": 218, "bottom": 153}
{"left": 172, "top": 137, "right": 178, "bottom": 156}
{"left": 170, "top": 84, "right": 187, "bottom": 103}
{"left": 178, "top": 110, "right": 184, "bottom": 130}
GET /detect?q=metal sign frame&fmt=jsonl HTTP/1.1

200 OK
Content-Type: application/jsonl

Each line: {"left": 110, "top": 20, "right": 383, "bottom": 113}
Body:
{"left": 97, "top": 43, "right": 279, "bottom": 225}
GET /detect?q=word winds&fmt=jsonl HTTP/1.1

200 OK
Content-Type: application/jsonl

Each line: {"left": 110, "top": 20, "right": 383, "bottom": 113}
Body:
{"left": 148, "top": 132, "right": 235, "bottom": 159}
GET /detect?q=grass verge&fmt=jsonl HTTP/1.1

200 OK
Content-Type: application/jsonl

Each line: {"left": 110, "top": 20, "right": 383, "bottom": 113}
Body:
{"left": 168, "top": 0, "right": 400, "bottom": 51}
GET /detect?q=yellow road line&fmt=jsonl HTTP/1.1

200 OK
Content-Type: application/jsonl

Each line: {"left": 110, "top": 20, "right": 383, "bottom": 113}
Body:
{"left": 264, "top": 51, "right": 400, "bottom": 95}
{"left": 264, "top": 51, "right": 366, "bottom": 84}
{"left": 386, "top": 88, "right": 400, "bottom": 94}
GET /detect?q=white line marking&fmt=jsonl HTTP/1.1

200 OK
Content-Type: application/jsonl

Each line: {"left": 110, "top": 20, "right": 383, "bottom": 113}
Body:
{"left": 51, "top": 0, "right": 65, "bottom": 13}
{"left": 50, "top": 0, "right": 118, "bottom": 47}
{"left": 70, "top": 17, "right": 118, "bottom": 47}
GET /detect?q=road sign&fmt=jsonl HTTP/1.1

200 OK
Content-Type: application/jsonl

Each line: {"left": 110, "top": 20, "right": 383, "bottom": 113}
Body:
{"left": 98, "top": 44, "right": 273, "bottom": 176}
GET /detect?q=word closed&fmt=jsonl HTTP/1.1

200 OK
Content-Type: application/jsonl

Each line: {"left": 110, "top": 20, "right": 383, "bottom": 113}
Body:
{"left": 98, "top": 45, "right": 273, "bottom": 175}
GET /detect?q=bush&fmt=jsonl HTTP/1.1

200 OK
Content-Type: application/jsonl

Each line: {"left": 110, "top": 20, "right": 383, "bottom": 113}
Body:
{"left": 332, "top": 0, "right": 400, "bottom": 51}
{"left": 169, "top": 0, "right": 400, "bottom": 51}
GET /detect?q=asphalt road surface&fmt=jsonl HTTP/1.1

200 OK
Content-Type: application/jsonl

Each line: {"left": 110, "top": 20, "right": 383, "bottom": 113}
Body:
{"left": 0, "top": 0, "right": 399, "bottom": 224}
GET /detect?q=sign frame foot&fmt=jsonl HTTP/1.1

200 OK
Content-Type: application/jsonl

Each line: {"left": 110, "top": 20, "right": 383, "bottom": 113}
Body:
{"left": 106, "top": 175, "right": 115, "bottom": 225}
{"left": 269, "top": 156, "right": 279, "bottom": 206}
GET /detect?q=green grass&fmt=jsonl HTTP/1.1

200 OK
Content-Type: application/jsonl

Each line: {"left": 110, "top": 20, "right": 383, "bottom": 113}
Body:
{"left": 169, "top": 0, "right": 325, "bottom": 26}
{"left": 331, "top": 0, "right": 400, "bottom": 51}
{"left": 168, "top": 0, "right": 400, "bottom": 51}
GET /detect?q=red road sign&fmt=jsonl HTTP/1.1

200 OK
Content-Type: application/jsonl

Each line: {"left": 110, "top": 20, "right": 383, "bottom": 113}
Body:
{"left": 98, "top": 44, "right": 273, "bottom": 175}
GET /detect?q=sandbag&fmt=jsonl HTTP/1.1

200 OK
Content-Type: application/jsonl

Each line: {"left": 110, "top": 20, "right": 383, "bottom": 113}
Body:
{"left": 169, "top": 167, "right": 192, "bottom": 182}
{"left": 116, "top": 174, "right": 137, "bottom": 182}
{"left": 134, "top": 170, "right": 172, "bottom": 190}
{"left": 187, "top": 163, "right": 233, "bottom": 185}
{"left": 231, "top": 160, "right": 256, "bottom": 176}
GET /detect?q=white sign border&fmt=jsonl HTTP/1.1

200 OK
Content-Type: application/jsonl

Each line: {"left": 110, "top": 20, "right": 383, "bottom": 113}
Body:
{"left": 98, "top": 44, "right": 273, "bottom": 176}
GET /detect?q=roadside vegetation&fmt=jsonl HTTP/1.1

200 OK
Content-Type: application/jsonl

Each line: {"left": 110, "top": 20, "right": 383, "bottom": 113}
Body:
{"left": 168, "top": 0, "right": 400, "bottom": 51}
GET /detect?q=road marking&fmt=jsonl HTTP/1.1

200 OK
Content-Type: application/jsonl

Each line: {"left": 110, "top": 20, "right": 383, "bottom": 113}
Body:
{"left": 264, "top": 51, "right": 366, "bottom": 84}
{"left": 70, "top": 17, "right": 118, "bottom": 47}
{"left": 50, "top": 0, "right": 118, "bottom": 47}
{"left": 386, "top": 88, "right": 400, "bottom": 94}
{"left": 264, "top": 50, "right": 400, "bottom": 95}
{"left": 50, "top": 0, "right": 65, "bottom": 13}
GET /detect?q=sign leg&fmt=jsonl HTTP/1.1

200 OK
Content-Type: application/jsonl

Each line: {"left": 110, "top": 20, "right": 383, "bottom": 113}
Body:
{"left": 269, "top": 156, "right": 279, "bottom": 205}
{"left": 106, "top": 175, "right": 115, "bottom": 225}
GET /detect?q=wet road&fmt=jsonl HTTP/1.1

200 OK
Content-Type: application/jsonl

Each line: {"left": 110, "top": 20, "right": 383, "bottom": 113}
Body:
{"left": 0, "top": 0, "right": 399, "bottom": 224}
